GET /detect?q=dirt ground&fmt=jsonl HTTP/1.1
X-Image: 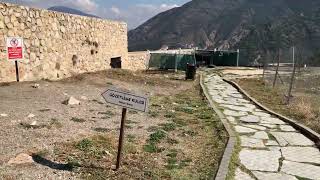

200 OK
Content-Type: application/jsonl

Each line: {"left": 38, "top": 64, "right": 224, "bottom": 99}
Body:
{"left": 0, "top": 70, "right": 227, "bottom": 179}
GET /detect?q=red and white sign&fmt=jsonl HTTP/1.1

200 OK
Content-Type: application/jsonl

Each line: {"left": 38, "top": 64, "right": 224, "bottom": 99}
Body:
{"left": 6, "top": 37, "right": 24, "bottom": 61}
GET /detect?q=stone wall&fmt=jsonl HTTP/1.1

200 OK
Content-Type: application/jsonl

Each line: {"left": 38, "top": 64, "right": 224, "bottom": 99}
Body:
{"left": 0, "top": 2, "right": 128, "bottom": 82}
{"left": 127, "top": 51, "right": 150, "bottom": 71}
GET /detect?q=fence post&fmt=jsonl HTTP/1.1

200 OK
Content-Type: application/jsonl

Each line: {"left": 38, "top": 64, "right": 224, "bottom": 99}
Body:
{"left": 273, "top": 49, "right": 281, "bottom": 88}
{"left": 237, "top": 49, "right": 240, "bottom": 67}
{"left": 286, "top": 46, "right": 296, "bottom": 104}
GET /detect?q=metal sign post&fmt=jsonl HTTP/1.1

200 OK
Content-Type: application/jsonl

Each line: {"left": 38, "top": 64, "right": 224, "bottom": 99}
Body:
{"left": 6, "top": 37, "right": 24, "bottom": 82}
{"left": 15, "top": 61, "right": 19, "bottom": 82}
{"left": 102, "top": 87, "right": 149, "bottom": 170}
{"left": 115, "top": 108, "right": 127, "bottom": 170}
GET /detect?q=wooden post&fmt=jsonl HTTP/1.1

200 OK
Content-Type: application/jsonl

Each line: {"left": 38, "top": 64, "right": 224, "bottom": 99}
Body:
{"left": 15, "top": 60, "right": 19, "bottom": 82}
{"left": 115, "top": 108, "right": 127, "bottom": 170}
{"left": 273, "top": 49, "right": 281, "bottom": 88}
{"left": 286, "top": 46, "right": 296, "bottom": 104}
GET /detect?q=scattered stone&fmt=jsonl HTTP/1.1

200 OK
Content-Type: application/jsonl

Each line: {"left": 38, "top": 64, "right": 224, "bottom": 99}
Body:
{"left": 27, "top": 113, "right": 35, "bottom": 118}
{"left": 240, "top": 115, "right": 260, "bottom": 123}
{"left": 30, "top": 121, "right": 37, "bottom": 126}
{"left": 80, "top": 96, "right": 88, "bottom": 100}
{"left": 265, "top": 140, "right": 279, "bottom": 146}
{"left": 242, "top": 124, "right": 266, "bottom": 131}
{"left": 251, "top": 131, "right": 269, "bottom": 140}
{"left": 0, "top": 114, "right": 8, "bottom": 117}
{"left": 31, "top": 83, "right": 40, "bottom": 88}
{"left": 223, "top": 110, "right": 248, "bottom": 117}
{"left": 270, "top": 132, "right": 315, "bottom": 146}
{"left": 239, "top": 149, "right": 281, "bottom": 172}
{"left": 281, "top": 160, "right": 320, "bottom": 180}
{"left": 63, "top": 96, "right": 80, "bottom": 105}
{"left": 261, "top": 117, "right": 286, "bottom": 125}
{"left": 281, "top": 147, "right": 320, "bottom": 164}
{"left": 252, "top": 171, "right": 298, "bottom": 180}
{"left": 241, "top": 136, "right": 265, "bottom": 148}
{"left": 235, "top": 168, "right": 254, "bottom": 180}
{"left": 103, "top": 150, "right": 113, "bottom": 157}
{"left": 279, "top": 125, "right": 296, "bottom": 132}
{"left": 8, "top": 153, "right": 34, "bottom": 165}
{"left": 235, "top": 126, "right": 257, "bottom": 133}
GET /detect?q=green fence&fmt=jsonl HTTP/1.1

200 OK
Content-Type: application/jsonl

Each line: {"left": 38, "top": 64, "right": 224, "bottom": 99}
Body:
{"left": 196, "top": 51, "right": 238, "bottom": 66}
{"left": 149, "top": 53, "right": 196, "bottom": 71}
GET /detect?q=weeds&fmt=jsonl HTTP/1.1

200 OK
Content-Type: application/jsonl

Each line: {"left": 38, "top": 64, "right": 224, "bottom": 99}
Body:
{"left": 160, "top": 123, "right": 177, "bottom": 132}
{"left": 71, "top": 117, "right": 86, "bottom": 123}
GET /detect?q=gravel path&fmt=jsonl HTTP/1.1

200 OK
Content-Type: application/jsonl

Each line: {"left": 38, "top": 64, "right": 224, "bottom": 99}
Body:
{"left": 203, "top": 74, "right": 320, "bottom": 180}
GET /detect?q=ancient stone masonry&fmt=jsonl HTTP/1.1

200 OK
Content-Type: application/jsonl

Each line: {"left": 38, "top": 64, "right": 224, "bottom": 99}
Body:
{"left": 127, "top": 51, "right": 150, "bottom": 71}
{"left": 0, "top": 2, "right": 129, "bottom": 82}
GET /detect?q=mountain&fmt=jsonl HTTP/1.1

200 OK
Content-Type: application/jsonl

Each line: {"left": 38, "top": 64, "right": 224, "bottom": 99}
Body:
{"left": 128, "top": 0, "right": 320, "bottom": 64}
{"left": 48, "top": 6, "right": 100, "bottom": 18}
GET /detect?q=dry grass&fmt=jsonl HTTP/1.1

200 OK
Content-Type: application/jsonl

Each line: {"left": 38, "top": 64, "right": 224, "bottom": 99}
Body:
{"left": 236, "top": 78, "right": 320, "bottom": 134}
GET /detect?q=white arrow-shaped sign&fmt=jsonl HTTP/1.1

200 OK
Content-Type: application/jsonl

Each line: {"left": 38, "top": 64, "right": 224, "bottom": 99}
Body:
{"left": 102, "top": 87, "right": 149, "bottom": 112}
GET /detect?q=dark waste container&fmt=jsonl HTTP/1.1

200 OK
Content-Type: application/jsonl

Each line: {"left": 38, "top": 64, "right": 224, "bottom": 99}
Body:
{"left": 186, "top": 63, "right": 196, "bottom": 80}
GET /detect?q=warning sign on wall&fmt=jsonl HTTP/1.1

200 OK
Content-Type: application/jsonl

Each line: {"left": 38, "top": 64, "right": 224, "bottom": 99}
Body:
{"left": 6, "top": 37, "right": 24, "bottom": 61}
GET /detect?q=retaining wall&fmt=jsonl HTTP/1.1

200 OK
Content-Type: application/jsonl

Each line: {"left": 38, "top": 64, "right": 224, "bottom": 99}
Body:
{"left": 0, "top": 2, "right": 129, "bottom": 82}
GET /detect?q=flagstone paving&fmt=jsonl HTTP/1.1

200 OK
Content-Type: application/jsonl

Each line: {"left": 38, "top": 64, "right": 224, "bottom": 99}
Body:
{"left": 203, "top": 74, "right": 320, "bottom": 180}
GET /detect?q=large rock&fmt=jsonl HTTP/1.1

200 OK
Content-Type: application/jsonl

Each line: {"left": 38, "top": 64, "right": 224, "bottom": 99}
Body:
{"left": 251, "top": 131, "right": 269, "bottom": 140}
{"left": 252, "top": 171, "right": 298, "bottom": 180}
{"left": 261, "top": 117, "right": 286, "bottom": 125}
{"left": 8, "top": 153, "right": 34, "bottom": 165}
{"left": 279, "top": 125, "right": 296, "bottom": 132}
{"left": 281, "top": 147, "right": 320, "bottom": 164}
{"left": 240, "top": 115, "right": 260, "bottom": 123}
{"left": 223, "top": 110, "right": 248, "bottom": 117}
{"left": 235, "top": 126, "right": 257, "bottom": 133}
{"left": 270, "top": 132, "right": 315, "bottom": 146}
{"left": 281, "top": 160, "right": 320, "bottom": 180}
{"left": 239, "top": 149, "right": 281, "bottom": 172}
{"left": 240, "top": 136, "right": 265, "bottom": 148}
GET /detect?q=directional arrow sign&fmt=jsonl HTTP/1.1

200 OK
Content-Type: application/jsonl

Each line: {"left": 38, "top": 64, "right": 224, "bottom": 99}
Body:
{"left": 102, "top": 87, "right": 149, "bottom": 112}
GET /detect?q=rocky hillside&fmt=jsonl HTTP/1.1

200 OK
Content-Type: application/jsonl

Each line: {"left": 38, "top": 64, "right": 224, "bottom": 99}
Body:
{"left": 129, "top": 0, "right": 320, "bottom": 63}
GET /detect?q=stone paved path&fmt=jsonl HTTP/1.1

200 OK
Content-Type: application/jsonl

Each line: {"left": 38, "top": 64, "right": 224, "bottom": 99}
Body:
{"left": 204, "top": 74, "right": 320, "bottom": 180}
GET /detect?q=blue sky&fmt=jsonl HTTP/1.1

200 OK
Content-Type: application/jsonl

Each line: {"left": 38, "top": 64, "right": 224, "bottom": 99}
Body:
{"left": 0, "top": 0, "right": 190, "bottom": 29}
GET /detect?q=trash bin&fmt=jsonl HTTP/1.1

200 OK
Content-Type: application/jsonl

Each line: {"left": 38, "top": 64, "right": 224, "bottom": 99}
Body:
{"left": 186, "top": 63, "right": 196, "bottom": 80}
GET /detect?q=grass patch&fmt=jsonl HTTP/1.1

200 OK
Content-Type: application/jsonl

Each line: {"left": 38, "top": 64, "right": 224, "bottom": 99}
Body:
{"left": 164, "top": 112, "right": 176, "bottom": 118}
{"left": 39, "top": 109, "right": 51, "bottom": 112}
{"left": 71, "top": 117, "right": 86, "bottom": 123}
{"left": 93, "top": 127, "right": 110, "bottom": 133}
{"left": 144, "top": 130, "right": 166, "bottom": 153}
{"left": 50, "top": 118, "right": 63, "bottom": 128}
{"left": 160, "top": 123, "right": 177, "bottom": 132}
{"left": 127, "top": 134, "right": 136, "bottom": 143}
{"left": 148, "top": 110, "right": 159, "bottom": 118}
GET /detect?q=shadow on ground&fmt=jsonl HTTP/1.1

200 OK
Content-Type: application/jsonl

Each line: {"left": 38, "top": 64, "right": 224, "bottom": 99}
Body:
{"left": 32, "top": 155, "right": 74, "bottom": 171}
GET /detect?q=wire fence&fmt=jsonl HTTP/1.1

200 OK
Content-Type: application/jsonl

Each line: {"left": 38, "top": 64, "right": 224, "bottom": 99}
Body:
{"left": 261, "top": 46, "right": 320, "bottom": 107}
